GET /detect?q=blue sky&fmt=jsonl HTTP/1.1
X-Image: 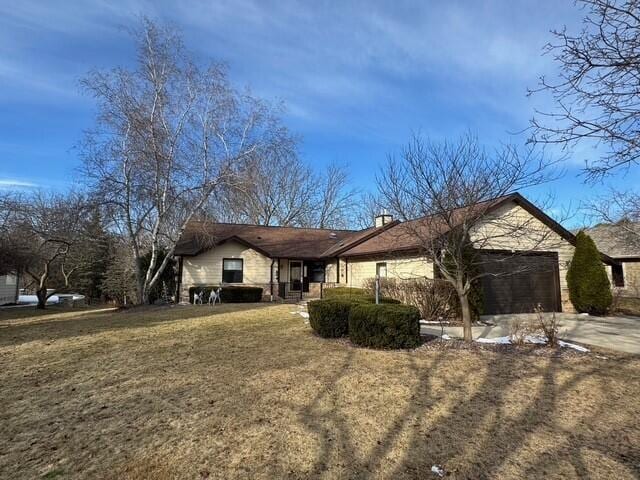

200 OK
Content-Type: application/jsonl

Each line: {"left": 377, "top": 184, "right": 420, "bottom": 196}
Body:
{"left": 1, "top": 0, "right": 638, "bottom": 226}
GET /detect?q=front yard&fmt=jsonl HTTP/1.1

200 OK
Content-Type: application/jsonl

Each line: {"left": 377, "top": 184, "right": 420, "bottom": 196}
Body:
{"left": 1, "top": 304, "right": 639, "bottom": 479}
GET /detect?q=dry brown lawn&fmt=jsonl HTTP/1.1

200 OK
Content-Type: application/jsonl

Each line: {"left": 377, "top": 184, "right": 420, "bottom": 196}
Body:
{"left": 1, "top": 303, "right": 639, "bottom": 479}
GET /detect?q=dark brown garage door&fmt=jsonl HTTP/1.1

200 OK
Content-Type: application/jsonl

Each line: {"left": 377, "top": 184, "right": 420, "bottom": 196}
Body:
{"left": 479, "top": 252, "right": 561, "bottom": 314}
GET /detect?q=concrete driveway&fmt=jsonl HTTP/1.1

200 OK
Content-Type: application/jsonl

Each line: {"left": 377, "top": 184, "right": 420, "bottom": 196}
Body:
{"left": 421, "top": 313, "right": 640, "bottom": 354}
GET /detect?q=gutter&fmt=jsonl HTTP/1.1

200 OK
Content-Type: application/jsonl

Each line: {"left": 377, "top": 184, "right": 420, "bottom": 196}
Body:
{"left": 175, "top": 256, "right": 184, "bottom": 303}
{"left": 270, "top": 258, "right": 276, "bottom": 301}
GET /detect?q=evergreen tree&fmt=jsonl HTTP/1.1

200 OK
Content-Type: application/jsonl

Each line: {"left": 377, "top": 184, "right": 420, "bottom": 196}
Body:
{"left": 567, "top": 231, "right": 612, "bottom": 314}
{"left": 101, "top": 240, "right": 137, "bottom": 305}
{"left": 75, "top": 209, "right": 111, "bottom": 300}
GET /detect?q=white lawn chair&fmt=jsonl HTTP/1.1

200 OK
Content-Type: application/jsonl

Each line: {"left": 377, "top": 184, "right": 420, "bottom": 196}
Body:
{"left": 193, "top": 291, "right": 204, "bottom": 305}
{"left": 208, "top": 287, "right": 222, "bottom": 306}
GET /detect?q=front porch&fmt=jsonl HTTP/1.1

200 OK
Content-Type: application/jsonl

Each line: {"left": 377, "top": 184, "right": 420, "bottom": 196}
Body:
{"left": 276, "top": 258, "right": 337, "bottom": 301}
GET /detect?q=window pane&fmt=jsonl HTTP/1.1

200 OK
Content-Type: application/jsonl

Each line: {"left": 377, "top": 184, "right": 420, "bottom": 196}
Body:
{"left": 376, "top": 263, "right": 387, "bottom": 277}
{"left": 223, "top": 259, "right": 243, "bottom": 283}
{"left": 223, "top": 259, "right": 242, "bottom": 271}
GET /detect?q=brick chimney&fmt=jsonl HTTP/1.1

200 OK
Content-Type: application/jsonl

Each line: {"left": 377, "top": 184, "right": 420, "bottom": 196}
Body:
{"left": 374, "top": 210, "right": 393, "bottom": 228}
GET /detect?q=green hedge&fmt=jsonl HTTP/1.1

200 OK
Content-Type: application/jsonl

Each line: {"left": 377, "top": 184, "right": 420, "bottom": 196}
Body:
{"left": 323, "top": 287, "right": 400, "bottom": 305}
{"left": 361, "top": 295, "right": 401, "bottom": 304}
{"left": 308, "top": 299, "right": 356, "bottom": 338}
{"left": 349, "top": 304, "right": 421, "bottom": 349}
{"left": 322, "top": 287, "right": 366, "bottom": 299}
{"left": 188, "top": 286, "right": 263, "bottom": 303}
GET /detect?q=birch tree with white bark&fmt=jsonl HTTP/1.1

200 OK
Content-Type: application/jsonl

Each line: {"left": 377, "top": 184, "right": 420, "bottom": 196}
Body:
{"left": 81, "top": 19, "right": 295, "bottom": 304}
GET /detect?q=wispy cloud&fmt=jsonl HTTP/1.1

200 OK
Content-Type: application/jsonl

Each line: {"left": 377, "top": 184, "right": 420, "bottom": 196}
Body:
{"left": 0, "top": 0, "right": 632, "bottom": 211}
{"left": 0, "top": 179, "right": 38, "bottom": 189}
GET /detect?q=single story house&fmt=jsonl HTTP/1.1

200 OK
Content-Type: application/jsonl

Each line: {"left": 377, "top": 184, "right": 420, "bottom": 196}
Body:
{"left": 585, "top": 221, "right": 640, "bottom": 296}
{"left": 0, "top": 273, "right": 19, "bottom": 305}
{"left": 174, "top": 192, "right": 615, "bottom": 314}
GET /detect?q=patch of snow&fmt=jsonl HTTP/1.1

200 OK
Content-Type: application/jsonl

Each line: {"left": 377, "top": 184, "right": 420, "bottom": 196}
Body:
{"left": 299, "top": 312, "right": 309, "bottom": 318}
{"left": 431, "top": 465, "right": 444, "bottom": 477}
{"left": 579, "top": 313, "right": 590, "bottom": 316}
{"left": 18, "top": 295, "right": 59, "bottom": 305}
{"left": 476, "top": 335, "right": 549, "bottom": 345}
{"left": 476, "top": 335, "right": 512, "bottom": 344}
{"left": 420, "top": 320, "right": 450, "bottom": 325}
{"left": 524, "top": 334, "right": 547, "bottom": 345}
{"left": 559, "top": 340, "right": 589, "bottom": 352}
{"left": 441, "top": 334, "right": 452, "bottom": 340}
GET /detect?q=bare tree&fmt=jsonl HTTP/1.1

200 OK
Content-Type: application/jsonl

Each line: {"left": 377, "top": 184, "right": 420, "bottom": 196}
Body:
{"left": 351, "top": 192, "right": 387, "bottom": 230}
{"left": 529, "top": 0, "right": 640, "bottom": 179}
{"left": 211, "top": 155, "right": 357, "bottom": 229}
{"left": 80, "top": 19, "right": 294, "bottom": 304}
{"left": 585, "top": 187, "right": 640, "bottom": 251}
{"left": 0, "top": 192, "right": 29, "bottom": 276}
{"left": 312, "top": 164, "right": 359, "bottom": 229}
{"left": 5, "top": 191, "right": 87, "bottom": 309}
{"left": 378, "top": 133, "right": 559, "bottom": 341}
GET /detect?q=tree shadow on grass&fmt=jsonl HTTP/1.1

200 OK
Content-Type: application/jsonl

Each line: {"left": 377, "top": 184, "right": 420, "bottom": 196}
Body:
{"left": 283, "top": 334, "right": 640, "bottom": 479}
{"left": 0, "top": 302, "right": 281, "bottom": 347}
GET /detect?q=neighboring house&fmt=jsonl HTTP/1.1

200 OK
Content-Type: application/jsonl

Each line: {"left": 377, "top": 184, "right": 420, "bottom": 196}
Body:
{"left": 174, "top": 193, "right": 615, "bottom": 314}
{"left": 0, "top": 273, "right": 19, "bottom": 305}
{"left": 585, "top": 221, "right": 640, "bottom": 296}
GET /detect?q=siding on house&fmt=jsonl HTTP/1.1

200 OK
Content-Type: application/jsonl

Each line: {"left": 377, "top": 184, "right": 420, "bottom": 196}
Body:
{"left": 619, "top": 261, "right": 640, "bottom": 297}
{"left": 181, "top": 241, "right": 274, "bottom": 298}
{"left": 0, "top": 274, "right": 18, "bottom": 305}
{"left": 344, "top": 256, "right": 433, "bottom": 288}
{"left": 470, "top": 200, "right": 576, "bottom": 312}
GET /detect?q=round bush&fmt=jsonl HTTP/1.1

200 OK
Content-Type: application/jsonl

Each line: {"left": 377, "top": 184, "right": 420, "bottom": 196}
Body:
{"left": 308, "top": 299, "right": 359, "bottom": 338}
{"left": 349, "top": 304, "right": 421, "bottom": 349}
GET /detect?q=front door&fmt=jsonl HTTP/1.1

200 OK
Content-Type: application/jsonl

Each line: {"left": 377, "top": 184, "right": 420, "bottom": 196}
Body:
{"left": 290, "top": 261, "right": 302, "bottom": 291}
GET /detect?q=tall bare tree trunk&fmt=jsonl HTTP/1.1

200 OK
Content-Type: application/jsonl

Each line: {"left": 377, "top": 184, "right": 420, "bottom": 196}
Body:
{"left": 459, "top": 291, "right": 473, "bottom": 342}
{"left": 36, "top": 286, "right": 48, "bottom": 310}
{"left": 136, "top": 265, "right": 146, "bottom": 305}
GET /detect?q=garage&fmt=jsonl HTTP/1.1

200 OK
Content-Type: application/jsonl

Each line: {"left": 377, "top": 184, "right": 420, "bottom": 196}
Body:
{"left": 479, "top": 251, "right": 561, "bottom": 314}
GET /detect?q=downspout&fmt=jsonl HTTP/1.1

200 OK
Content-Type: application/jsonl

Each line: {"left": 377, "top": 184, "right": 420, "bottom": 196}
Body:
{"left": 336, "top": 258, "right": 339, "bottom": 283}
{"left": 175, "top": 256, "right": 183, "bottom": 303}
{"left": 15, "top": 271, "right": 20, "bottom": 304}
{"left": 270, "top": 258, "right": 276, "bottom": 301}
{"left": 345, "top": 258, "right": 349, "bottom": 286}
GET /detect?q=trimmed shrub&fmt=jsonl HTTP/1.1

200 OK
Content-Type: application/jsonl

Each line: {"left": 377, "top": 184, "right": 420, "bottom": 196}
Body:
{"left": 363, "top": 277, "right": 459, "bottom": 321}
{"left": 322, "top": 287, "right": 367, "bottom": 299}
{"left": 566, "top": 231, "right": 612, "bottom": 315}
{"left": 323, "top": 286, "right": 399, "bottom": 304}
{"left": 188, "top": 286, "right": 263, "bottom": 303}
{"left": 349, "top": 303, "right": 421, "bottom": 349}
{"left": 361, "top": 295, "right": 401, "bottom": 304}
{"left": 308, "top": 299, "right": 356, "bottom": 338}
{"left": 221, "top": 286, "right": 263, "bottom": 303}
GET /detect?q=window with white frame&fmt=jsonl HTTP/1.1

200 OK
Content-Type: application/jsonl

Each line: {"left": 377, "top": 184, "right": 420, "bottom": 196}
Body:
{"left": 222, "top": 258, "right": 243, "bottom": 283}
{"left": 376, "top": 262, "right": 387, "bottom": 278}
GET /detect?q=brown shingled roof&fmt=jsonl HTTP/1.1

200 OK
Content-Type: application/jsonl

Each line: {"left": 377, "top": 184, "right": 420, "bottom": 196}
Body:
{"left": 174, "top": 221, "right": 373, "bottom": 259}
{"left": 584, "top": 221, "right": 640, "bottom": 258}
{"left": 174, "top": 193, "right": 599, "bottom": 262}
{"left": 339, "top": 195, "right": 514, "bottom": 257}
